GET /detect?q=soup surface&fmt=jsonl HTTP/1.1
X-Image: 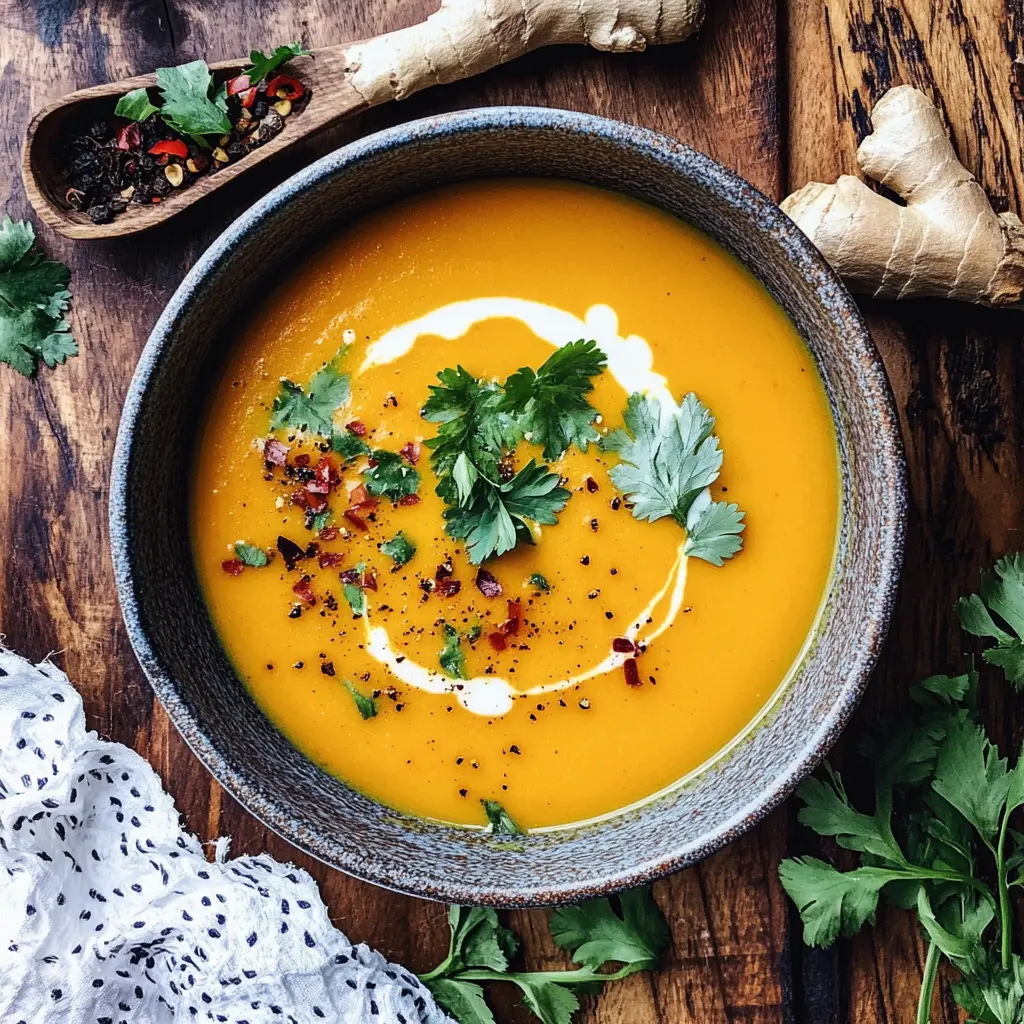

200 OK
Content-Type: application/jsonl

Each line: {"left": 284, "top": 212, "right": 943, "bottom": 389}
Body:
{"left": 191, "top": 179, "right": 838, "bottom": 830}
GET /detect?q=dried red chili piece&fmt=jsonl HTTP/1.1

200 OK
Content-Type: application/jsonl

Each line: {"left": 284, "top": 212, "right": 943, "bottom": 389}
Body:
{"left": 263, "top": 438, "right": 289, "bottom": 466}
{"left": 475, "top": 568, "right": 503, "bottom": 598}
{"left": 343, "top": 509, "right": 368, "bottom": 531}
{"left": 116, "top": 123, "right": 142, "bottom": 151}
{"left": 585, "top": 476, "right": 599, "bottom": 493}
{"left": 276, "top": 535, "right": 309, "bottom": 571}
{"left": 361, "top": 571, "right": 378, "bottom": 592}
{"left": 436, "top": 559, "right": 454, "bottom": 579}
{"left": 488, "top": 632, "right": 507, "bottom": 651}
{"left": 500, "top": 599, "right": 522, "bottom": 636}
{"left": 436, "top": 577, "right": 461, "bottom": 598}
{"left": 345, "top": 420, "right": 367, "bottom": 437}
{"left": 611, "top": 637, "right": 635, "bottom": 654}
{"left": 226, "top": 74, "right": 252, "bottom": 95}
{"left": 397, "top": 494, "right": 421, "bottom": 507}
{"left": 292, "top": 489, "right": 326, "bottom": 512}
{"left": 238, "top": 87, "right": 258, "bottom": 109}
{"left": 148, "top": 139, "right": 189, "bottom": 159}
{"left": 399, "top": 441, "right": 421, "bottom": 465}
{"left": 221, "top": 559, "right": 245, "bottom": 576}
{"left": 315, "top": 457, "right": 340, "bottom": 490}
{"left": 319, "top": 526, "right": 340, "bottom": 541}
{"left": 339, "top": 569, "right": 361, "bottom": 584}
{"left": 318, "top": 551, "right": 344, "bottom": 569}
{"left": 623, "top": 658, "right": 641, "bottom": 687}
{"left": 266, "top": 74, "right": 305, "bottom": 100}
{"left": 294, "top": 453, "right": 311, "bottom": 467}
{"left": 347, "top": 483, "right": 373, "bottom": 508}
{"left": 292, "top": 579, "right": 316, "bottom": 604}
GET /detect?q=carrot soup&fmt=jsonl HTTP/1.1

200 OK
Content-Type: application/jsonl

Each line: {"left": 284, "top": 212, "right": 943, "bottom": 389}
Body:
{"left": 190, "top": 179, "right": 839, "bottom": 831}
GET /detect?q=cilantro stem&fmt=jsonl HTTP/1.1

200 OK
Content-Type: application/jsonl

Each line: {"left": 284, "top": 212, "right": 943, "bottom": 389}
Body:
{"left": 915, "top": 941, "right": 940, "bottom": 1024}
{"left": 456, "top": 964, "right": 650, "bottom": 986}
{"left": 997, "top": 806, "right": 1013, "bottom": 970}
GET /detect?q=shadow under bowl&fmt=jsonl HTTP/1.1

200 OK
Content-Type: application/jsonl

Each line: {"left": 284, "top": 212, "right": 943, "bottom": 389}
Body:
{"left": 110, "top": 106, "right": 906, "bottom": 907}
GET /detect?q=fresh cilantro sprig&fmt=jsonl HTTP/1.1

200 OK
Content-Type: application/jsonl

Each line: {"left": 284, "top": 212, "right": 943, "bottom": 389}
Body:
{"left": 234, "top": 542, "right": 268, "bottom": 567}
{"left": 419, "top": 889, "right": 669, "bottom": 1024}
{"left": 781, "top": 552, "right": 1024, "bottom": 1024}
{"left": 603, "top": 392, "right": 745, "bottom": 566}
{"left": 242, "top": 42, "right": 309, "bottom": 85}
{"left": 482, "top": 799, "right": 522, "bottom": 836}
{"left": 439, "top": 623, "right": 466, "bottom": 680}
{"left": 342, "top": 680, "right": 377, "bottom": 720}
{"left": 0, "top": 217, "right": 77, "bottom": 377}
{"left": 116, "top": 60, "right": 230, "bottom": 140}
{"left": 270, "top": 349, "right": 349, "bottom": 437}
{"left": 364, "top": 449, "right": 420, "bottom": 502}
{"left": 381, "top": 531, "right": 416, "bottom": 568}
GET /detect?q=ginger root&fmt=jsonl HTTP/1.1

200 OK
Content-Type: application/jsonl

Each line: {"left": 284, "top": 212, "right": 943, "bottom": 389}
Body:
{"left": 782, "top": 86, "right": 1024, "bottom": 307}
{"left": 344, "top": 0, "right": 704, "bottom": 106}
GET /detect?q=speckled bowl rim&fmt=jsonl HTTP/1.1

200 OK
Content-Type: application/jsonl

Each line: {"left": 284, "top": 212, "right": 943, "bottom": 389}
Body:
{"left": 110, "top": 106, "right": 906, "bottom": 906}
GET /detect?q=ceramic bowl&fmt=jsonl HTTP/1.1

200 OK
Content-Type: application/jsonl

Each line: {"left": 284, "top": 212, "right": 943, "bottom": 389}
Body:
{"left": 110, "top": 107, "right": 905, "bottom": 907}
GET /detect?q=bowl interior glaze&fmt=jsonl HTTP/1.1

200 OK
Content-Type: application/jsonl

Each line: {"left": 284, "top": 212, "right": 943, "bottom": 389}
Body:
{"left": 110, "top": 107, "right": 905, "bottom": 907}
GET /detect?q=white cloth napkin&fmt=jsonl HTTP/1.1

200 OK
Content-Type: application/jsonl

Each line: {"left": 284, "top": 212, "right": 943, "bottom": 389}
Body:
{"left": 0, "top": 649, "right": 451, "bottom": 1024}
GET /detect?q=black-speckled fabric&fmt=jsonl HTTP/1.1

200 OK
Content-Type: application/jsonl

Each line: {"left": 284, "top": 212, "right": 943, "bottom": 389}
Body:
{"left": 0, "top": 649, "right": 450, "bottom": 1024}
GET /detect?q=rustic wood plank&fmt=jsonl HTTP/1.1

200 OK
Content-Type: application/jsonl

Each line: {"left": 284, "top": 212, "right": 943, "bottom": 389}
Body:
{"left": 0, "top": 0, "right": 779, "bottom": 1020}
{"left": 786, "top": 1, "right": 1024, "bottom": 1021}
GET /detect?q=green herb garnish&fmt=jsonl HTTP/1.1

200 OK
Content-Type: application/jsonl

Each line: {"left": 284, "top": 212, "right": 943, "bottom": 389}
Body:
{"left": 270, "top": 351, "right": 349, "bottom": 437}
{"left": 481, "top": 799, "right": 522, "bottom": 835}
{"left": 120, "top": 60, "right": 231, "bottom": 140}
{"left": 331, "top": 429, "right": 371, "bottom": 462}
{"left": 420, "top": 889, "right": 669, "bottom": 1024}
{"left": 242, "top": 42, "right": 309, "bottom": 86}
{"left": 364, "top": 448, "right": 420, "bottom": 502}
{"left": 0, "top": 217, "right": 77, "bottom": 377}
{"left": 603, "top": 392, "right": 745, "bottom": 566}
{"left": 957, "top": 552, "right": 1024, "bottom": 687}
{"left": 439, "top": 623, "right": 466, "bottom": 680}
{"left": 310, "top": 509, "right": 333, "bottom": 533}
{"left": 527, "top": 572, "right": 551, "bottom": 593}
{"left": 342, "top": 562, "right": 367, "bottom": 617}
{"left": 114, "top": 87, "right": 159, "bottom": 122}
{"left": 499, "top": 339, "right": 607, "bottom": 460}
{"left": 342, "top": 680, "right": 377, "bottom": 720}
{"left": 234, "top": 542, "right": 268, "bottom": 567}
{"left": 781, "top": 551, "right": 1024, "bottom": 1024}
{"left": 381, "top": 531, "right": 416, "bottom": 568}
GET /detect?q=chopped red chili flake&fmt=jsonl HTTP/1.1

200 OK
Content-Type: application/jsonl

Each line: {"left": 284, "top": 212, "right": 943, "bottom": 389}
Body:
{"left": 339, "top": 569, "right": 360, "bottom": 584}
{"left": 319, "top": 526, "right": 340, "bottom": 541}
{"left": 623, "top": 658, "right": 641, "bottom": 687}
{"left": 436, "top": 559, "right": 454, "bottom": 579}
{"left": 361, "top": 571, "right": 378, "bottom": 592}
{"left": 612, "top": 637, "right": 636, "bottom": 654}
{"left": 226, "top": 74, "right": 251, "bottom": 96}
{"left": 399, "top": 441, "right": 421, "bottom": 465}
{"left": 343, "top": 509, "right": 368, "bottom": 531}
{"left": 475, "top": 568, "right": 503, "bottom": 598}
{"left": 263, "top": 438, "right": 289, "bottom": 466}
{"left": 347, "top": 483, "right": 377, "bottom": 509}
{"left": 585, "top": 476, "right": 599, "bottom": 493}
{"left": 500, "top": 599, "right": 522, "bottom": 635}
{"left": 318, "top": 551, "right": 344, "bottom": 569}
{"left": 397, "top": 494, "right": 421, "bottom": 506}
{"left": 294, "top": 453, "right": 311, "bottom": 467}
{"left": 266, "top": 74, "right": 305, "bottom": 100}
{"left": 117, "top": 123, "right": 142, "bottom": 151}
{"left": 292, "top": 579, "right": 316, "bottom": 604}
{"left": 292, "top": 489, "right": 326, "bottom": 512}
{"left": 436, "top": 577, "right": 461, "bottom": 597}
{"left": 488, "top": 632, "right": 507, "bottom": 651}
{"left": 221, "top": 559, "right": 245, "bottom": 576}
{"left": 345, "top": 420, "right": 367, "bottom": 437}
{"left": 314, "top": 456, "right": 341, "bottom": 492}
{"left": 238, "top": 86, "right": 258, "bottom": 109}
{"left": 148, "top": 139, "right": 189, "bottom": 159}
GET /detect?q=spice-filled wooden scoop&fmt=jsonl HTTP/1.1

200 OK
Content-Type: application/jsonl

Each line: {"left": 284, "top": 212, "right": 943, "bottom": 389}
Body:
{"left": 23, "top": 0, "right": 703, "bottom": 241}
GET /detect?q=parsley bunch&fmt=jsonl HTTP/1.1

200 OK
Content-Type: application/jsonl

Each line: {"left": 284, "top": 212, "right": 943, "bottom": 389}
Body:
{"left": 419, "top": 888, "right": 669, "bottom": 1024}
{"left": 781, "top": 552, "right": 1024, "bottom": 1024}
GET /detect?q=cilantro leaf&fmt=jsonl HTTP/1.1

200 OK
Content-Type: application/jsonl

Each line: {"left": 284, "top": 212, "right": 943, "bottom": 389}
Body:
{"left": 331, "top": 429, "right": 370, "bottom": 461}
{"left": 0, "top": 217, "right": 77, "bottom": 377}
{"left": 439, "top": 624, "right": 466, "bottom": 680}
{"left": 114, "top": 87, "right": 159, "bottom": 121}
{"left": 154, "top": 60, "right": 231, "bottom": 138}
{"left": 428, "top": 979, "right": 496, "bottom": 1024}
{"left": 364, "top": 449, "right": 420, "bottom": 501}
{"left": 243, "top": 42, "right": 310, "bottom": 85}
{"left": 958, "top": 554, "right": 1024, "bottom": 688}
{"left": 499, "top": 339, "right": 607, "bottom": 460}
{"left": 234, "top": 542, "right": 268, "bottom": 567}
{"left": 342, "top": 680, "right": 377, "bottom": 719}
{"left": 481, "top": 799, "right": 522, "bottom": 836}
{"left": 603, "top": 392, "right": 745, "bottom": 565}
{"left": 343, "top": 562, "right": 367, "bottom": 617}
{"left": 270, "top": 352, "right": 350, "bottom": 436}
{"left": 527, "top": 572, "right": 551, "bottom": 593}
{"left": 381, "top": 531, "right": 416, "bottom": 568}
{"left": 514, "top": 980, "right": 579, "bottom": 1024}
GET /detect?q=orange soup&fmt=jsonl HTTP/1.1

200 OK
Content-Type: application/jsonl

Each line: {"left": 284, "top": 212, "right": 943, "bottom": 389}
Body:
{"left": 191, "top": 179, "right": 838, "bottom": 830}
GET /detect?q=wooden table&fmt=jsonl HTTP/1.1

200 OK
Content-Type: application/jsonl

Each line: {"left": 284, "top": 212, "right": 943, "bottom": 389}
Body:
{"left": 2, "top": 1, "right": 1021, "bottom": 1020}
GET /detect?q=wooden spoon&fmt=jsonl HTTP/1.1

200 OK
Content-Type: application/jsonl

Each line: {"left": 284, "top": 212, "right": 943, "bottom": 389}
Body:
{"left": 23, "top": 0, "right": 703, "bottom": 240}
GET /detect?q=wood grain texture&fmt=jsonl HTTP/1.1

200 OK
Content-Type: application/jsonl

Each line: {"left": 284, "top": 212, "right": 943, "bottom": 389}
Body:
{"left": 2, "top": 0, "right": 1019, "bottom": 1021}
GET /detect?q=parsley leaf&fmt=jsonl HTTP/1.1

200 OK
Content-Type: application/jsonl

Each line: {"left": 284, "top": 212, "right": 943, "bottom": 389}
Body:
{"left": 381, "top": 531, "right": 416, "bottom": 568}
{"left": 270, "top": 351, "right": 350, "bottom": 436}
{"left": 603, "top": 392, "right": 745, "bottom": 566}
{"left": 331, "top": 429, "right": 370, "bottom": 462}
{"left": 243, "top": 42, "right": 309, "bottom": 85}
{"left": 481, "top": 799, "right": 522, "bottom": 835}
{"left": 364, "top": 449, "right": 420, "bottom": 501}
{"left": 153, "top": 60, "right": 231, "bottom": 138}
{"left": 234, "top": 542, "right": 268, "bottom": 568}
{"left": 0, "top": 217, "right": 77, "bottom": 377}
{"left": 342, "top": 680, "right": 377, "bottom": 720}
{"left": 527, "top": 572, "right": 551, "bottom": 593}
{"left": 114, "top": 87, "right": 159, "bottom": 121}
{"left": 958, "top": 553, "right": 1024, "bottom": 688}
{"left": 343, "top": 562, "right": 367, "bottom": 617}
{"left": 500, "top": 340, "right": 607, "bottom": 460}
{"left": 439, "top": 624, "right": 466, "bottom": 680}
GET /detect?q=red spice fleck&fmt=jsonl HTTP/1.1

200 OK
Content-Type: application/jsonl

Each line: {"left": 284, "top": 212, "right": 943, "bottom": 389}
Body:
{"left": 266, "top": 74, "right": 305, "bottom": 100}
{"left": 623, "top": 658, "right": 642, "bottom": 687}
{"left": 488, "top": 632, "right": 507, "bottom": 651}
{"left": 117, "top": 123, "right": 142, "bottom": 151}
{"left": 345, "top": 420, "right": 367, "bottom": 437}
{"left": 500, "top": 598, "right": 522, "bottom": 635}
{"left": 226, "top": 74, "right": 252, "bottom": 96}
{"left": 343, "top": 509, "right": 368, "bottom": 531}
{"left": 292, "top": 579, "right": 316, "bottom": 604}
{"left": 397, "top": 494, "right": 421, "bottom": 507}
{"left": 292, "top": 489, "right": 326, "bottom": 512}
{"left": 263, "top": 438, "right": 289, "bottom": 466}
{"left": 436, "top": 559, "right": 454, "bottom": 579}
{"left": 399, "top": 441, "right": 421, "bottom": 465}
{"left": 319, "top": 526, "right": 340, "bottom": 541}
{"left": 148, "top": 139, "right": 189, "bottom": 159}
{"left": 221, "top": 559, "right": 245, "bottom": 576}
{"left": 318, "top": 552, "right": 345, "bottom": 569}
{"left": 585, "top": 476, "right": 599, "bottom": 493}
{"left": 314, "top": 455, "right": 341, "bottom": 492}
{"left": 361, "top": 571, "right": 378, "bottom": 592}
{"left": 475, "top": 568, "right": 503, "bottom": 598}
{"left": 294, "top": 453, "right": 311, "bottom": 467}
{"left": 612, "top": 637, "right": 636, "bottom": 654}
{"left": 436, "top": 577, "right": 461, "bottom": 598}
{"left": 347, "top": 483, "right": 377, "bottom": 509}
{"left": 339, "top": 569, "right": 360, "bottom": 584}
